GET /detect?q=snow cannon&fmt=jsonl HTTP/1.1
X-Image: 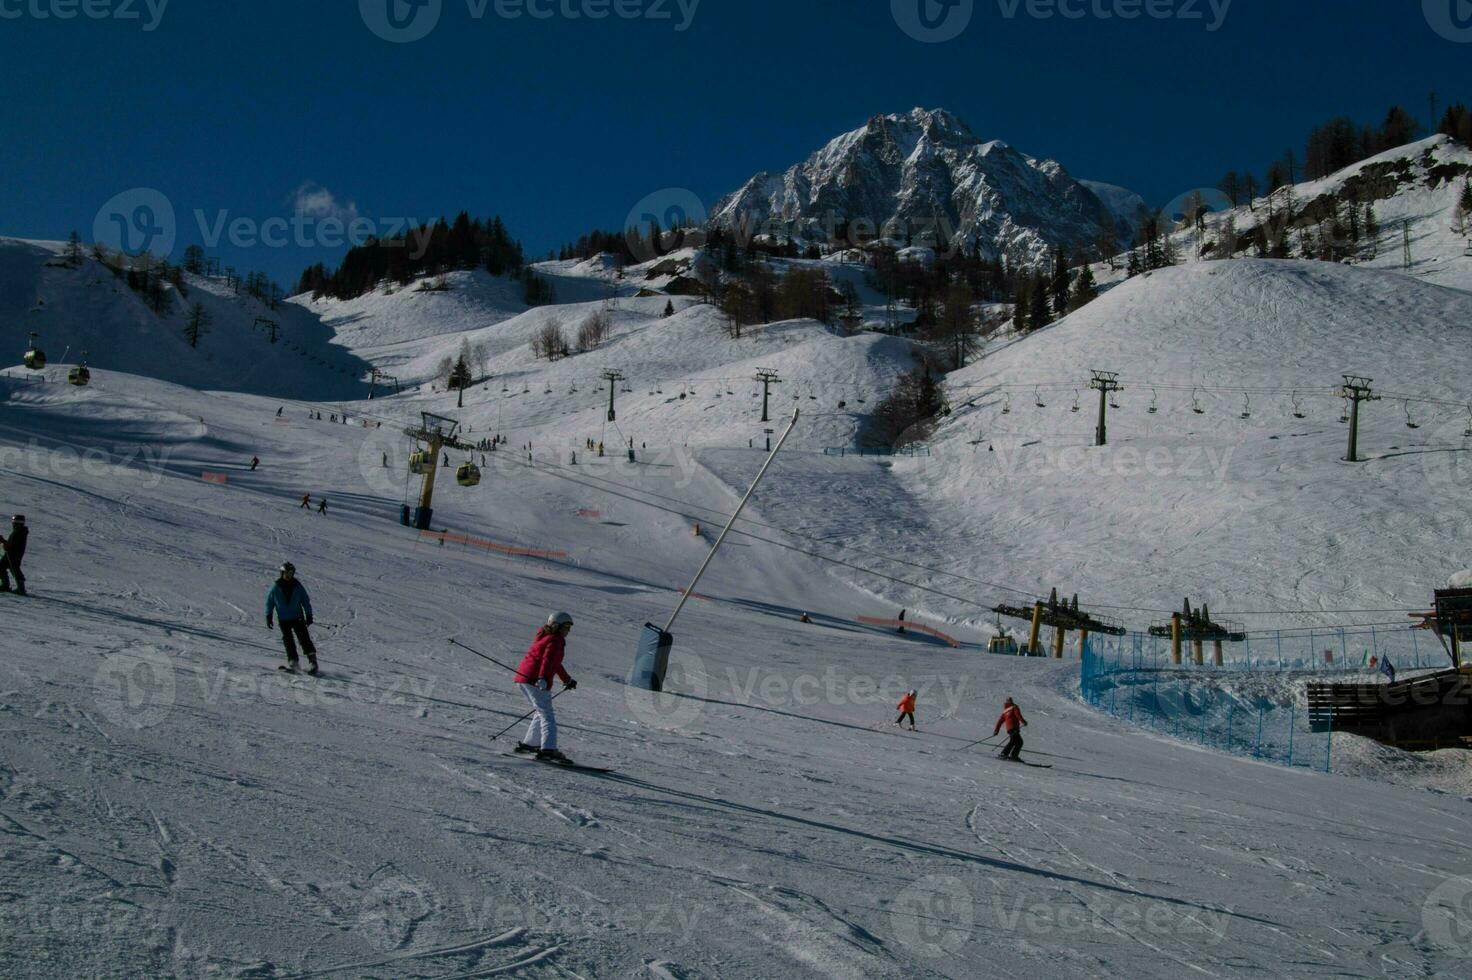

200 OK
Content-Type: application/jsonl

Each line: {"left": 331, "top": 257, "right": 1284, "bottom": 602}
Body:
{"left": 627, "top": 623, "right": 673, "bottom": 691}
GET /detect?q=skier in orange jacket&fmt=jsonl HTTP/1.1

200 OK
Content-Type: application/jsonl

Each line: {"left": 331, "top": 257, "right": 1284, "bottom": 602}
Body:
{"left": 994, "top": 697, "right": 1028, "bottom": 761}
{"left": 895, "top": 689, "right": 917, "bottom": 730}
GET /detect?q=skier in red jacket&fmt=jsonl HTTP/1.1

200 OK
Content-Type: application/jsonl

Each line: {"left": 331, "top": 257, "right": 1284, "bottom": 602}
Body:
{"left": 993, "top": 697, "right": 1028, "bottom": 761}
{"left": 513, "top": 612, "right": 578, "bottom": 764}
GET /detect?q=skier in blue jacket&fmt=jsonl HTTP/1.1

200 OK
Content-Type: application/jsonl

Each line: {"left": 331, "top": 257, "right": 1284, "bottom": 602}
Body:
{"left": 266, "top": 562, "right": 317, "bottom": 674}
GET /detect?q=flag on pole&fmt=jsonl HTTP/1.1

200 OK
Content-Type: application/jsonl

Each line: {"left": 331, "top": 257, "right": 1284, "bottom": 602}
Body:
{"left": 1380, "top": 657, "right": 1396, "bottom": 684}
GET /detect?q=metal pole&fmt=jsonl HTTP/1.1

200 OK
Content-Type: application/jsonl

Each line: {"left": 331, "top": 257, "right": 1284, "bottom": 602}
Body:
{"left": 665, "top": 409, "right": 800, "bottom": 633}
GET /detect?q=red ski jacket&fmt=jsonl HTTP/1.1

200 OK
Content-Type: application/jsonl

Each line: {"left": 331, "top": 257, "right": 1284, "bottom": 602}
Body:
{"left": 514, "top": 631, "right": 573, "bottom": 688}
{"left": 897, "top": 693, "right": 917, "bottom": 713}
{"left": 994, "top": 704, "right": 1026, "bottom": 735}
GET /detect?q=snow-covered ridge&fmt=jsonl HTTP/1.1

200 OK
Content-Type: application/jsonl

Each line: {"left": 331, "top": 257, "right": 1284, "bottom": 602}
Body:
{"left": 711, "top": 107, "right": 1121, "bottom": 267}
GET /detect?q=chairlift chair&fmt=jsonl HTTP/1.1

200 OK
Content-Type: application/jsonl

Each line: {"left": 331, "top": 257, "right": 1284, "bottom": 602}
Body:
{"left": 23, "top": 333, "right": 45, "bottom": 371}
{"left": 1191, "top": 389, "right": 1204, "bottom": 415}
{"left": 1291, "top": 391, "right": 1305, "bottom": 419}
{"left": 1240, "top": 394, "right": 1251, "bottom": 420}
{"left": 456, "top": 462, "right": 482, "bottom": 487}
{"left": 1034, "top": 386, "right": 1045, "bottom": 409}
{"left": 1002, "top": 393, "right": 1012, "bottom": 415}
{"left": 1070, "top": 390, "right": 1080, "bottom": 414}
{"left": 1404, "top": 400, "right": 1420, "bottom": 430}
{"left": 1148, "top": 389, "right": 1159, "bottom": 415}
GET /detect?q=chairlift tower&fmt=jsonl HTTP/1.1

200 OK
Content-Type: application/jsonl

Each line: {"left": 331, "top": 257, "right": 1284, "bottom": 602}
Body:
{"left": 1090, "top": 370, "right": 1123, "bottom": 447}
{"left": 754, "top": 368, "right": 782, "bottom": 422}
{"left": 602, "top": 369, "right": 625, "bottom": 422}
{"left": 1339, "top": 375, "right": 1379, "bottom": 463}
{"left": 402, "top": 411, "right": 474, "bottom": 529}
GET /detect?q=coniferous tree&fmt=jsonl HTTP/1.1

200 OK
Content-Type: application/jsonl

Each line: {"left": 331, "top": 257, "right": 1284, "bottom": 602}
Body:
{"left": 184, "top": 302, "right": 210, "bottom": 347}
{"left": 1068, "top": 266, "right": 1098, "bottom": 312}
{"left": 64, "top": 231, "right": 84, "bottom": 266}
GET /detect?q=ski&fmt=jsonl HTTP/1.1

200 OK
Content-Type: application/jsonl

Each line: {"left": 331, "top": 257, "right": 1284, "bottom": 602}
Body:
{"left": 505, "top": 753, "right": 614, "bottom": 773}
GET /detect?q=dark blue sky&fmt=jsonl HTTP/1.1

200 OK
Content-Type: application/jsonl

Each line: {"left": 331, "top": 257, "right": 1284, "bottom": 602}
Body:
{"left": 3, "top": 0, "right": 1467, "bottom": 285}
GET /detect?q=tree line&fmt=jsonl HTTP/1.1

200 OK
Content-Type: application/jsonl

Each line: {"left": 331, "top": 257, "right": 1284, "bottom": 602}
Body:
{"left": 295, "top": 212, "right": 525, "bottom": 300}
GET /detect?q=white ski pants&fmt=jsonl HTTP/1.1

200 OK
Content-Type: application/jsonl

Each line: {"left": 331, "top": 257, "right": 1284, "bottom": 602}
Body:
{"left": 518, "top": 682, "right": 557, "bottom": 750}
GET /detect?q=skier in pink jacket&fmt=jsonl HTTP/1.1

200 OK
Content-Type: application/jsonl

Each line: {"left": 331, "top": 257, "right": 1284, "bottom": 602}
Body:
{"left": 513, "top": 612, "right": 578, "bottom": 763}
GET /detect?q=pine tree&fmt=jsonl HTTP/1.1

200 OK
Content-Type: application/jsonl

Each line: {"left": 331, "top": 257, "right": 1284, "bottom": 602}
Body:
{"left": 663, "top": 299, "right": 675, "bottom": 318}
{"left": 1027, "top": 276, "right": 1051, "bottom": 332}
{"left": 1012, "top": 280, "right": 1031, "bottom": 331}
{"left": 183, "top": 303, "right": 210, "bottom": 347}
{"left": 64, "top": 231, "right": 83, "bottom": 266}
{"left": 1068, "top": 266, "right": 1098, "bottom": 312}
{"left": 1051, "top": 246, "right": 1070, "bottom": 315}
{"left": 182, "top": 245, "right": 205, "bottom": 274}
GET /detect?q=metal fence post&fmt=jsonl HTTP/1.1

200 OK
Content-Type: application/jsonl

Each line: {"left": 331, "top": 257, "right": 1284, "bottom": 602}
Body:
{"left": 1288, "top": 704, "right": 1296, "bottom": 767}
{"left": 1255, "top": 706, "right": 1263, "bottom": 757}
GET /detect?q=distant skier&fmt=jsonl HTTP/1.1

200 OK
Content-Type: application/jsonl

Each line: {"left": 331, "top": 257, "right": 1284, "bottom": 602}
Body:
{"left": 897, "top": 609, "right": 907, "bottom": 634}
{"left": 895, "top": 689, "right": 917, "bottom": 730}
{"left": 299, "top": 493, "right": 312, "bottom": 509}
{"left": 993, "top": 697, "right": 1028, "bottom": 761}
{"left": 275, "top": 406, "right": 283, "bottom": 418}
{"left": 317, "top": 498, "right": 328, "bottom": 516}
{"left": 250, "top": 456, "right": 260, "bottom": 471}
{"left": 265, "top": 562, "right": 317, "bottom": 674}
{"left": 0, "top": 515, "right": 27, "bottom": 595}
{"left": 512, "top": 612, "right": 579, "bottom": 764}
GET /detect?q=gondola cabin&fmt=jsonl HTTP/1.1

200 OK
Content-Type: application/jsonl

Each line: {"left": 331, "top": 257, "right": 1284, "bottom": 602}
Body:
{"left": 68, "top": 365, "right": 90, "bottom": 386}
{"left": 408, "top": 451, "right": 432, "bottom": 474}
{"left": 23, "top": 346, "right": 46, "bottom": 370}
{"left": 456, "top": 462, "right": 481, "bottom": 487}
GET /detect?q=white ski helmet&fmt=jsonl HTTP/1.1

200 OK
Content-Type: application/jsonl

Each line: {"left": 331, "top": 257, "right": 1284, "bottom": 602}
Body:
{"left": 547, "top": 611, "right": 574, "bottom": 628}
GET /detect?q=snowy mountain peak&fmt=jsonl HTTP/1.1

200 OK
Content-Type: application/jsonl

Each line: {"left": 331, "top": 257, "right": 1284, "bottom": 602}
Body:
{"left": 712, "top": 109, "right": 1119, "bottom": 267}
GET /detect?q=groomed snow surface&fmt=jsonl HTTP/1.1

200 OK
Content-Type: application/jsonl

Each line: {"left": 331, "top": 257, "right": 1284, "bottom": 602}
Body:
{"left": 3, "top": 306, "right": 1472, "bottom": 977}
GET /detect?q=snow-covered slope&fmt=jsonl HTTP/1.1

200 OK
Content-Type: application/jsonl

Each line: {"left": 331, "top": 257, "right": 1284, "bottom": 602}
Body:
{"left": 840, "top": 259, "right": 1472, "bottom": 635}
{"left": 0, "top": 238, "right": 368, "bottom": 399}
{"left": 3, "top": 347, "right": 1471, "bottom": 977}
{"left": 712, "top": 108, "right": 1117, "bottom": 266}
{"left": 1096, "top": 135, "right": 1472, "bottom": 293}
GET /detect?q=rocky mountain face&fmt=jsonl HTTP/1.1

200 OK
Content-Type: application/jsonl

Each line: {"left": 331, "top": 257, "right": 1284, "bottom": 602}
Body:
{"left": 711, "top": 108, "right": 1124, "bottom": 267}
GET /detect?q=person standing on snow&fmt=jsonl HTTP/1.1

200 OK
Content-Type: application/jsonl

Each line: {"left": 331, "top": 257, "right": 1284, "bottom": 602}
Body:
{"left": 316, "top": 498, "right": 328, "bottom": 516}
{"left": 512, "top": 612, "right": 579, "bottom": 764}
{"left": 266, "top": 562, "right": 318, "bottom": 674}
{"left": 993, "top": 697, "right": 1028, "bottom": 761}
{"left": 895, "top": 689, "right": 918, "bottom": 730}
{"left": 250, "top": 456, "right": 260, "bottom": 471}
{"left": 0, "top": 515, "right": 28, "bottom": 595}
{"left": 300, "top": 494, "right": 312, "bottom": 509}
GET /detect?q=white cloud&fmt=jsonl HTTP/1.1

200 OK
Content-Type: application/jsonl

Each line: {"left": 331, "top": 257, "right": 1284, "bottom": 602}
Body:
{"left": 291, "top": 182, "right": 360, "bottom": 224}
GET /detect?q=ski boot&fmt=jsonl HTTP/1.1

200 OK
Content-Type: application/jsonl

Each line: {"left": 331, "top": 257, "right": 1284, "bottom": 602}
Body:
{"left": 536, "top": 748, "right": 573, "bottom": 765}
{"left": 306, "top": 655, "right": 319, "bottom": 676}
{"left": 514, "top": 742, "right": 539, "bottom": 754}
{"left": 280, "top": 659, "right": 299, "bottom": 674}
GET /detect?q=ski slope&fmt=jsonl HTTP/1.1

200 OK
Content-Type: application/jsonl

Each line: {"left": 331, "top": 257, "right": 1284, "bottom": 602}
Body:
{"left": 2, "top": 342, "right": 1472, "bottom": 977}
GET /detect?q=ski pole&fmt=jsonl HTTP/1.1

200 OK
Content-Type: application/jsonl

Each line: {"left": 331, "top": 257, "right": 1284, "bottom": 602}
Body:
{"left": 448, "top": 637, "right": 520, "bottom": 674}
{"left": 958, "top": 733, "right": 1004, "bottom": 752}
{"left": 490, "top": 688, "right": 569, "bottom": 741}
